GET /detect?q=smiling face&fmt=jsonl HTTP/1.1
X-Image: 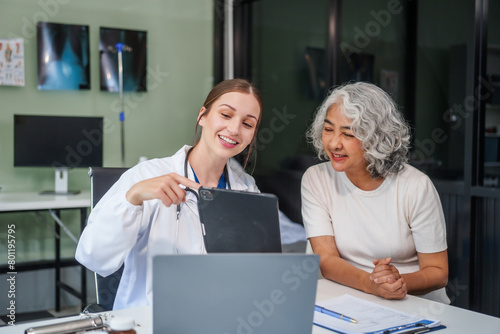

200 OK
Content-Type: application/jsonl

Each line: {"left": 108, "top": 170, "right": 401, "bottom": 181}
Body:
{"left": 198, "top": 91, "right": 261, "bottom": 161}
{"left": 322, "top": 104, "right": 369, "bottom": 179}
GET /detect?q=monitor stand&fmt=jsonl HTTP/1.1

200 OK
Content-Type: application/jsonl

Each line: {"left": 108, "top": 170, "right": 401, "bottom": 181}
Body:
{"left": 40, "top": 168, "right": 80, "bottom": 195}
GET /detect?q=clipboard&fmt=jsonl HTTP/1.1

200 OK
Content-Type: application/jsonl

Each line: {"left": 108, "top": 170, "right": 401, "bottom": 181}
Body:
{"left": 197, "top": 187, "right": 282, "bottom": 253}
{"left": 313, "top": 294, "right": 445, "bottom": 334}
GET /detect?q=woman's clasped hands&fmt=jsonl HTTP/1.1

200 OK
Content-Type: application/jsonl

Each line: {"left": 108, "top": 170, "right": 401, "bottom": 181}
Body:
{"left": 369, "top": 257, "right": 407, "bottom": 300}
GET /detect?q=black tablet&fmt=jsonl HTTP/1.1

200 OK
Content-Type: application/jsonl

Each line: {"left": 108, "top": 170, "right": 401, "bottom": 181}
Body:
{"left": 197, "top": 187, "right": 282, "bottom": 253}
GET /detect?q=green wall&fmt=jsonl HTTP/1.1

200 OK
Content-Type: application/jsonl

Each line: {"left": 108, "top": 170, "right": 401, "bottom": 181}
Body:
{"left": 1, "top": 0, "right": 213, "bottom": 193}
{"left": 0, "top": 0, "right": 213, "bottom": 263}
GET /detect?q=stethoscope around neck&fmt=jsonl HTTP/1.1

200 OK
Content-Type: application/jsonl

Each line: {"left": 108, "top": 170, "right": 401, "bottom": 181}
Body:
{"left": 176, "top": 147, "right": 232, "bottom": 221}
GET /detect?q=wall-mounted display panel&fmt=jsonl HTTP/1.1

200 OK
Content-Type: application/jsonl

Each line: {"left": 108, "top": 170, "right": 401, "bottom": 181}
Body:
{"left": 37, "top": 22, "right": 90, "bottom": 91}
{"left": 99, "top": 27, "right": 147, "bottom": 92}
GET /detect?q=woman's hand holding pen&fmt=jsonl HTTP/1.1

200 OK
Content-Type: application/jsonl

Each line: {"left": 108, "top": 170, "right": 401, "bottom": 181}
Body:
{"left": 126, "top": 173, "right": 200, "bottom": 207}
{"left": 368, "top": 257, "right": 407, "bottom": 300}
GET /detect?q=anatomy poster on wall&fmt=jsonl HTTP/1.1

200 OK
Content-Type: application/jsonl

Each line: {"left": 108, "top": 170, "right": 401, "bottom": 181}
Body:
{"left": 0, "top": 38, "right": 25, "bottom": 86}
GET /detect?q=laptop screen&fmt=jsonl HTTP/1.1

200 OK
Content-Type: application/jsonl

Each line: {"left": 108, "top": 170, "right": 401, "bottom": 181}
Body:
{"left": 153, "top": 254, "right": 319, "bottom": 334}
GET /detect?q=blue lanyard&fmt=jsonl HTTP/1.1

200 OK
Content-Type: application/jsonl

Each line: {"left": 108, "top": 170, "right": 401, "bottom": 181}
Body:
{"left": 177, "top": 148, "right": 231, "bottom": 224}
{"left": 191, "top": 167, "right": 227, "bottom": 189}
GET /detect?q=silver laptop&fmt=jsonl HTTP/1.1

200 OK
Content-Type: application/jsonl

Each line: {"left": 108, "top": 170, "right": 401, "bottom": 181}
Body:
{"left": 153, "top": 254, "right": 319, "bottom": 334}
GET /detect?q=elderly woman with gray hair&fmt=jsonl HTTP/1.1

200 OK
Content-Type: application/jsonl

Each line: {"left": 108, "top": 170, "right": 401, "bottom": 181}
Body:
{"left": 301, "top": 82, "right": 449, "bottom": 303}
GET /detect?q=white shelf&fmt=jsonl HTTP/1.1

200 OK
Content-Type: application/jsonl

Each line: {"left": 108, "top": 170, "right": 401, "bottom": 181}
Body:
{"left": 0, "top": 191, "right": 90, "bottom": 211}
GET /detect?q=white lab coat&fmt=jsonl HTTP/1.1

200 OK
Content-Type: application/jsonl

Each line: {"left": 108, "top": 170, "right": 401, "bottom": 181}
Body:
{"left": 75, "top": 146, "right": 259, "bottom": 310}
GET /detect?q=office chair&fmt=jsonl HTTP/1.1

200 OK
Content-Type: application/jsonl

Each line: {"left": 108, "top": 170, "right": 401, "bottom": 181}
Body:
{"left": 87, "top": 166, "right": 128, "bottom": 311}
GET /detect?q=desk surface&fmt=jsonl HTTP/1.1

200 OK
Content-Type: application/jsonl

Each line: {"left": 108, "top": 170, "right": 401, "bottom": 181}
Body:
{"left": 0, "top": 191, "right": 90, "bottom": 212}
{"left": 314, "top": 280, "right": 500, "bottom": 333}
{"left": 5, "top": 279, "right": 500, "bottom": 334}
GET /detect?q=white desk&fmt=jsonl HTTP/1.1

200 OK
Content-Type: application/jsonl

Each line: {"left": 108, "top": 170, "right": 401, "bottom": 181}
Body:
{"left": 313, "top": 279, "right": 500, "bottom": 333}
{"left": 0, "top": 191, "right": 91, "bottom": 311}
{"left": 0, "top": 191, "right": 91, "bottom": 212}
{"left": 6, "top": 279, "right": 500, "bottom": 333}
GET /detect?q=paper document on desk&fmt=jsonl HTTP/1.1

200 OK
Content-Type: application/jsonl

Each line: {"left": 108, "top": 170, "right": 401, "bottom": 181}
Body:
{"left": 314, "top": 294, "right": 442, "bottom": 334}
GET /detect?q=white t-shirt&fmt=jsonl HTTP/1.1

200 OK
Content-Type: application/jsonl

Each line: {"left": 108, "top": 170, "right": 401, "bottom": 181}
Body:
{"left": 301, "top": 162, "right": 450, "bottom": 303}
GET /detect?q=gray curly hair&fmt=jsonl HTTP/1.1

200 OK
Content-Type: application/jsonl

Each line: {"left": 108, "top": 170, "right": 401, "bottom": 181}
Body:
{"left": 306, "top": 82, "right": 411, "bottom": 178}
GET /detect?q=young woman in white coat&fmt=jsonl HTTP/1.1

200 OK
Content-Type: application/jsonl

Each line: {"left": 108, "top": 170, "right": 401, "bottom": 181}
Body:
{"left": 76, "top": 79, "right": 262, "bottom": 310}
{"left": 301, "top": 82, "right": 449, "bottom": 303}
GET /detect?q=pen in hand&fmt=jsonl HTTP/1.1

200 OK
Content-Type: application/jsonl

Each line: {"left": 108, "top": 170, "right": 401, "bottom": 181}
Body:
{"left": 314, "top": 305, "right": 358, "bottom": 324}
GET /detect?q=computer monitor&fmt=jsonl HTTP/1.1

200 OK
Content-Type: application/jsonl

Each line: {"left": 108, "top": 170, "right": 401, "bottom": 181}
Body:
{"left": 13, "top": 114, "right": 103, "bottom": 195}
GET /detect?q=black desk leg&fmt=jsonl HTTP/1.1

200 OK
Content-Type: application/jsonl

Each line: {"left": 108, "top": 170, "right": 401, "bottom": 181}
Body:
{"left": 53, "top": 208, "right": 88, "bottom": 312}
{"left": 80, "top": 207, "right": 87, "bottom": 308}
{"left": 55, "top": 209, "right": 61, "bottom": 312}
